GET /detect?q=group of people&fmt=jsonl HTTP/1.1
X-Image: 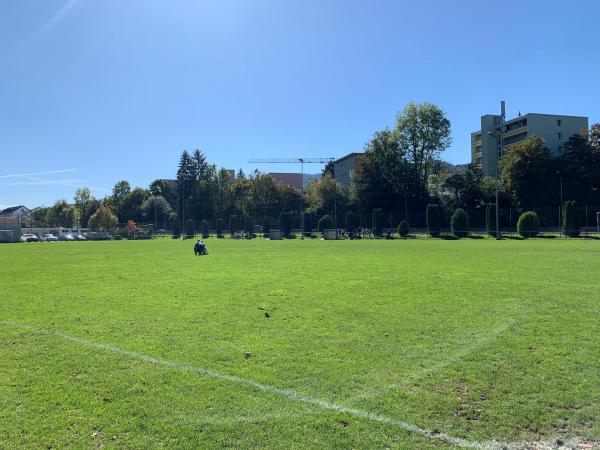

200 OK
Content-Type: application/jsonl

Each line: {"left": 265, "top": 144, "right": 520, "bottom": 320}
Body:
{"left": 336, "top": 227, "right": 374, "bottom": 240}
{"left": 194, "top": 240, "right": 207, "bottom": 255}
{"left": 232, "top": 230, "right": 256, "bottom": 239}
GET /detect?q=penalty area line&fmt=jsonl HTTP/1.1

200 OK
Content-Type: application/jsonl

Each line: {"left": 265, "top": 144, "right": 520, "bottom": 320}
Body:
{"left": 0, "top": 319, "right": 511, "bottom": 450}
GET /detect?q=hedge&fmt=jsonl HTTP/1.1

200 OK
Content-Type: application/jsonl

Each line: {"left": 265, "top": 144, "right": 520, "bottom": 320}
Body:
{"left": 372, "top": 208, "right": 385, "bottom": 236}
{"left": 426, "top": 204, "right": 441, "bottom": 237}
{"left": 517, "top": 211, "right": 540, "bottom": 238}
{"left": 562, "top": 200, "right": 581, "bottom": 237}
{"left": 318, "top": 214, "right": 335, "bottom": 232}
{"left": 451, "top": 208, "right": 469, "bottom": 238}
{"left": 201, "top": 219, "right": 209, "bottom": 238}
{"left": 485, "top": 203, "right": 497, "bottom": 237}
{"left": 398, "top": 220, "right": 409, "bottom": 237}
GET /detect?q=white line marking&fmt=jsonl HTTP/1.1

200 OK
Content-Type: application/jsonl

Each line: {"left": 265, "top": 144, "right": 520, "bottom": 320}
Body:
{"left": 350, "top": 320, "right": 517, "bottom": 403}
{"left": 0, "top": 319, "right": 513, "bottom": 449}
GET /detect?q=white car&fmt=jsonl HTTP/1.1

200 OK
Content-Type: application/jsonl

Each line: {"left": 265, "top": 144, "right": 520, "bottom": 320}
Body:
{"left": 74, "top": 234, "right": 86, "bottom": 241}
{"left": 58, "top": 233, "right": 75, "bottom": 241}
{"left": 41, "top": 233, "right": 58, "bottom": 242}
{"left": 21, "top": 233, "right": 39, "bottom": 242}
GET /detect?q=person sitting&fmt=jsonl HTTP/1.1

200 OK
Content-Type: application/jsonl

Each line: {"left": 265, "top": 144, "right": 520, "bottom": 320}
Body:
{"left": 194, "top": 240, "right": 207, "bottom": 255}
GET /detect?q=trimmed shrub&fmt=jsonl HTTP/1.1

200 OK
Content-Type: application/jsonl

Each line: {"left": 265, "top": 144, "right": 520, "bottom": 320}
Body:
{"left": 372, "top": 208, "right": 385, "bottom": 236}
{"left": 279, "top": 212, "right": 292, "bottom": 236}
{"left": 229, "top": 215, "right": 238, "bottom": 236}
{"left": 262, "top": 217, "right": 271, "bottom": 235}
{"left": 426, "top": 204, "right": 441, "bottom": 237}
{"left": 398, "top": 220, "right": 409, "bottom": 237}
{"left": 562, "top": 200, "right": 581, "bottom": 237}
{"left": 185, "top": 219, "right": 195, "bottom": 237}
{"left": 486, "top": 203, "right": 497, "bottom": 237}
{"left": 451, "top": 208, "right": 469, "bottom": 238}
{"left": 201, "top": 219, "right": 209, "bottom": 238}
{"left": 517, "top": 211, "right": 540, "bottom": 238}
{"left": 216, "top": 218, "right": 224, "bottom": 237}
{"left": 318, "top": 214, "right": 335, "bottom": 232}
{"left": 172, "top": 218, "right": 181, "bottom": 237}
{"left": 345, "top": 211, "right": 357, "bottom": 233}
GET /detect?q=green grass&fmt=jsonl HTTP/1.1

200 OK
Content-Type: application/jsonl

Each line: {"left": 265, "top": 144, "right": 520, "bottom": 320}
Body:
{"left": 1, "top": 238, "right": 599, "bottom": 449}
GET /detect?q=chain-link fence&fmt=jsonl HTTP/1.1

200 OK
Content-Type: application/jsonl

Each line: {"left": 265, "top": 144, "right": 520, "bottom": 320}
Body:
{"left": 159, "top": 204, "right": 600, "bottom": 238}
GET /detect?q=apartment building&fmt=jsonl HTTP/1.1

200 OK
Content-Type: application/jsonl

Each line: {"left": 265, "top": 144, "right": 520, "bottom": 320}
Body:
{"left": 471, "top": 108, "right": 588, "bottom": 176}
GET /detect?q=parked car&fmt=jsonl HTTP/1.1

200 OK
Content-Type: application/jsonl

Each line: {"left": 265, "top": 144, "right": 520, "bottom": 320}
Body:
{"left": 58, "top": 233, "right": 75, "bottom": 241}
{"left": 74, "top": 234, "right": 86, "bottom": 241}
{"left": 21, "top": 233, "right": 39, "bottom": 242}
{"left": 41, "top": 233, "right": 58, "bottom": 242}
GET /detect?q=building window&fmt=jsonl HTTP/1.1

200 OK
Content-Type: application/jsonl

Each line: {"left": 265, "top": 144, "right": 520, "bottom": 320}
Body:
{"left": 558, "top": 132, "right": 562, "bottom": 140}
{"left": 557, "top": 119, "right": 562, "bottom": 126}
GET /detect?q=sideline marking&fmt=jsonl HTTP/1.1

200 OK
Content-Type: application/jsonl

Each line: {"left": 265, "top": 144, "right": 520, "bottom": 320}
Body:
{"left": 1, "top": 319, "right": 512, "bottom": 450}
{"left": 353, "top": 319, "right": 518, "bottom": 403}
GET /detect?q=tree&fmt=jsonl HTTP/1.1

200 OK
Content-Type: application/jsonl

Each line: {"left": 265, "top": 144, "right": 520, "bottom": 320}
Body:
{"left": 112, "top": 180, "right": 131, "bottom": 204}
{"left": 451, "top": 208, "right": 469, "bottom": 238}
{"left": 120, "top": 188, "right": 149, "bottom": 224}
{"left": 322, "top": 160, "right": 335, "bottom": 177}
{"left": 141, "top": 195, "right": 173, "bottom": 227}
{"left": 28, "top": 207, "right": 51, "bottom": 227}
{"left": 556, "top": 133, "right": 600, "bottom": 205}
{"left": 395, "top": 102, "right": 452, "bottom": 195}
{"left": 46, "top": 200, "right": 79, "bottom": 227}
{"left": 500, "top": 136, "right": 554, "bottom": 209}
{"left": 192, "top": 149, "right": 210, "bottom": 180}
{"left": 236, "top": 168, "right": 246, "bottom": 180}
{"left": 74, "top": 187, "right": 100, "bottom": 228}
{"left": 589, "top": 123, "right": 600, "bottom": 149}
{"left": 177, "top": 151, "right": 195, "bottom": 182}
{"left": 439, "top": 165, "right": 487, "bottom": 210}
{"left": 304, "top": 174, "right": 347, "bottom": 217}
{"left": 88, "top": 205, "right": 118, "bottom": 232}
{"left": 351, "top": 130, "right": 410, "bottom": 212}
{"left": 149, "top": 179, "right": 176, "bottom": 209}
{"left": 426, "top": 204, "right": 441, "bottom": 237}
{"left": 176, "top": 151, "right": 195, "bottom": 223}
{"left": 126, "top": 220, "right": 137, "bottom": 238}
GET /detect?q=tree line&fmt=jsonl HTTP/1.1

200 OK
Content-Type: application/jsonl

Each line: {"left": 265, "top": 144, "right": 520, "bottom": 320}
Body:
{"left": 27, "top": 102, "right": 600, "bottom": 232}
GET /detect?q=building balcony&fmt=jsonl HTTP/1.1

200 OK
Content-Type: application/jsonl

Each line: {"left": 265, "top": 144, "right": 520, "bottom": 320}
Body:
{"left": 502, "top": 126, "right": 527, "bottom": 139}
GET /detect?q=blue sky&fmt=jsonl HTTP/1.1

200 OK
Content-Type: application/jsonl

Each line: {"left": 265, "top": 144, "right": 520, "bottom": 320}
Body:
{"left": 1, "top": 0, "right": 599, "bottom": 209}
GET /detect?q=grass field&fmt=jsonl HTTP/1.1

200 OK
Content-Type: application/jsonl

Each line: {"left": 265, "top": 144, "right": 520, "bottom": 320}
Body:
{"left": 1, "top": 238, "right": 599, "bottom": 449}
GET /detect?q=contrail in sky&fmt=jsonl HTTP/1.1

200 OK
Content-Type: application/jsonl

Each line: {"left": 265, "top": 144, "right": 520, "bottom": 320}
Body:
{"left": 3, "top": 179, "right": 86, "bottom": 186}
{"left": 0, "top": 169, "right": 77, "bottom": 179}
{"left": 9, "top": 0, "right": 80, "bottom": 59}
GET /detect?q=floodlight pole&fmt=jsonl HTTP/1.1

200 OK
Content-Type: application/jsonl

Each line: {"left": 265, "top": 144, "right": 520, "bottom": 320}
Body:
{"left": 495, "top": 102, "right": 504, "bottom": 240}
{"left": 153, "top": 193, "right": 157, "bottom": 233}
{"left": 556, "top": 170, "right": 563, "bottom": 236}
{"left": 300, "top": 158, "right": 304, "bottom": 239}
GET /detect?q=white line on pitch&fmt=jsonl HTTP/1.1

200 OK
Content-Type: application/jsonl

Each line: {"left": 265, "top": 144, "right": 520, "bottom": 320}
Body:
{"left": 1, "top": 319, "right": 514, "bottom": 450}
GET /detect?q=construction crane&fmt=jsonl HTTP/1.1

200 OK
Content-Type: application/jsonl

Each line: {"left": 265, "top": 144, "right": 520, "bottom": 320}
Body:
{"left": 248, "top": 157, "right": 335, "bottom": 238}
